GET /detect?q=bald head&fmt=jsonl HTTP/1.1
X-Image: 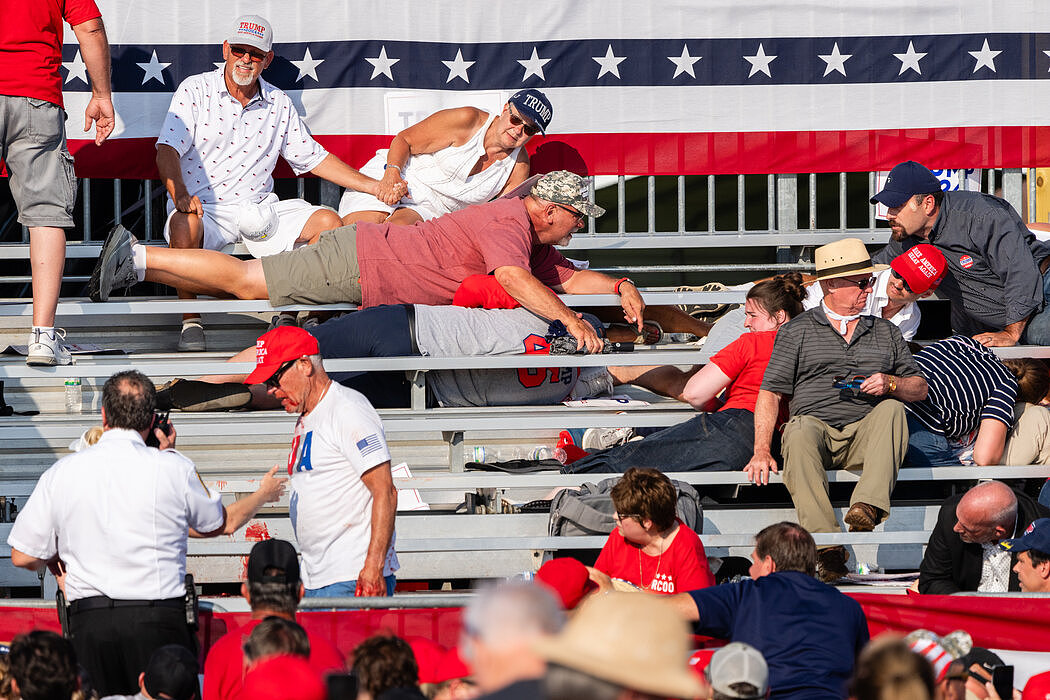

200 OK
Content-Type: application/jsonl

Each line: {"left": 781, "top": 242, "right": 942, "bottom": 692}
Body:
{"left": 954, "top": 481, "right": 1018, "bottom": 544}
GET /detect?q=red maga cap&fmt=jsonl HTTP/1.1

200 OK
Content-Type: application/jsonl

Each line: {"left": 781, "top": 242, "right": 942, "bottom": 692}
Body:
{"left": 891, "top": 243, "right": 946, "bottom": 294}
{"left": 244, "top": 326, "right": 319, "bottom": 385}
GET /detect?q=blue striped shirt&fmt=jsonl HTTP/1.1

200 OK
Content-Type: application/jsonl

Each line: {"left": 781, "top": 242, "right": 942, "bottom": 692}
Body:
{"left": 907, "top": 335, "right": 1017, "bottom": 440}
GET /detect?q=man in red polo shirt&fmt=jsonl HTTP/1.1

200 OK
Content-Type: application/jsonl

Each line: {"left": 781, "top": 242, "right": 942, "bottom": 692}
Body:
{"left": 203, "top": 539, "right": 344, "bottom": 700}
{"left": 1, "top": 0, "right": 115, "bottom": 365}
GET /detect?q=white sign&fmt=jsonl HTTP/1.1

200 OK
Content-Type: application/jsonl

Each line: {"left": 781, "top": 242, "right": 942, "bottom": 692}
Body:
{"left": 383, "top": 91, "right": 509, "bottom": 134}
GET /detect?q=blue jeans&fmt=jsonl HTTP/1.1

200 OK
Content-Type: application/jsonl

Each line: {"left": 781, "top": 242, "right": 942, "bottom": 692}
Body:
{"left": 565, "top": 408, "right": 760, "bottom": 473}
{"left": 1021, "top": 267, "right": 1050, "bottom": 345}
{"left": 303, "top": 575, "right": 397, "bottom": 598}
{"left": 904, "top": 414, "right": 959, "bottom": 467}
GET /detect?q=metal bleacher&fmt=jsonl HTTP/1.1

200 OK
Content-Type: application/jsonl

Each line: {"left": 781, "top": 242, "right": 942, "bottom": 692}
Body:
{"left": 0, "top": 169, "right": 1043, "bottom": 593}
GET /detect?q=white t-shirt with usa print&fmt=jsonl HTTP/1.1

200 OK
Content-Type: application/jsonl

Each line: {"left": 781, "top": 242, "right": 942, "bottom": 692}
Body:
{"left": 286, "top": 382, "right": 398, "bottom": 589}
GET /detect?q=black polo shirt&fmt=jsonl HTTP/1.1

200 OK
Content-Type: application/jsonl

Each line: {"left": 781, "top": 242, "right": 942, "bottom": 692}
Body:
{"left": 761, "top": 306, "right": 921, "bottom": 429}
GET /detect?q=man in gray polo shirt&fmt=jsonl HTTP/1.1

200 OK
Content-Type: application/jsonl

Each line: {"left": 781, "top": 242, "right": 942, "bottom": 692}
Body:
{"left": 870, "top": 160, "right": 1050, "bottom": 347}
{"left": 744, "top": 238, "right": 928, "bottom": 582}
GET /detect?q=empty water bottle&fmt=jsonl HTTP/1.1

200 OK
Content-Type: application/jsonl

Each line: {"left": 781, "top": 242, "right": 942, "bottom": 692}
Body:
{"left": 64, "top": 378, "right": 83, "bottom": 414}
{"left": 529, "top": 446, "right": 553, "bottom": 460}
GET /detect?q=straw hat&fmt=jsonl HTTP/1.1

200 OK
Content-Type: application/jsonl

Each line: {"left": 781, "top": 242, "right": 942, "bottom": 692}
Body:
{"left": 533, "top": 592, "right": 704, "bottom": 699}
{"left": 813, "top": 238, "right": 887, "bottom": 281}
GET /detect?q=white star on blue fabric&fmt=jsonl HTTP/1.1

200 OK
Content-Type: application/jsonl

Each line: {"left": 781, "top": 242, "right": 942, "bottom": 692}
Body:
{"left": 1044, "top": 50, "right": 1050, "bottom": 72}
{"left": 442, "top": 49, "right": 475, "bottom": 84}
{"left": 365, "top": 46, "right": 399, "bottom": 81}
{"left": 818, "top": 42, "right": 852, "bottom": 77}
{"left": 744, "top": 43, "right": 777, "bottom": 78}
{"left": 136, "top": 50, "right": 171, "bottom": 85}
{"left": 968, "top": 39, "right": 1001, "bottom": 73}
{"left": 291, "top": 48, "right": 324, "bottom": 82}
{"left": 63, "top": 50, "right": 88, "bottom": 84}
{"left": 894, "top": 41, "right": 927, "bottom": 76}
{"left": 667, "top": 44, "right": 701, "bottom": 79}
{"left": 517, "top": 47, "right": 551, "bottom": 82}
{"left": 592, "top": 45, "right": 626, "bottom": 79}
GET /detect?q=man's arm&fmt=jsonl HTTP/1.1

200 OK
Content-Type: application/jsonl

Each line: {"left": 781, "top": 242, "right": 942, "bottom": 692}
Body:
{"left": 859, "top": 374, "right": 928, "bottom": 402}
{"left": 357, "top": 461, "right": 396, "bottom": 596}
{"left": 309, "top": 155, "right": 401, "bottom": 206}
{"left": 667, "top": 592, "right": 701, "bottom": 621}
{"left": 493, "top": 265, "right": 604, "bottom": 353}
{"left": 71, "top": 17, "right": 114, "bottom": 145}
{"left": 188, "top": 466, "right": 287, "bottom": 538}
{"left": 156, "top": 144, "right": 202, "bottom": 218}
{"left": 10, "top": 549, "right": 55, "bottom": 572}
{"left": 743, "top": 390, "right": 782, "bottom": 485}
{"left": 557, "top": 268, "right": 646, "bottom": 332}
{"left": 974, "top": 320, "right": 1028, "bottom": 348}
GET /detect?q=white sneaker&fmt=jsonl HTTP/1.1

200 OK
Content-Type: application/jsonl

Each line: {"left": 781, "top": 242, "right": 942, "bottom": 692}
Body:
{"left": 26, "top": 328, "right": 72, "bottom": 366}
{"left": 582, "top": 426, "right": 636, "bottom": 451}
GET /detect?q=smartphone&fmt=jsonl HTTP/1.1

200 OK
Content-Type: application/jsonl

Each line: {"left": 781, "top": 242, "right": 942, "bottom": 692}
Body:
{"left": 326, "top": 672, "right": 358, "bottom": 700}
{"left": 991, "top": 665, "right": 1014, "bottom": 700}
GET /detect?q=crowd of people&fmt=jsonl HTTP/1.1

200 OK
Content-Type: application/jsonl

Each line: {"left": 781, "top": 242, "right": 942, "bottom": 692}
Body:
{"left": 5, "top": 4, "right": 1050, "bottom": 700}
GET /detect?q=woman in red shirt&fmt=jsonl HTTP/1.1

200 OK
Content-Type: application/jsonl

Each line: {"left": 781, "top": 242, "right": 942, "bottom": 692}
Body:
{"left": 592, "top": 468, "right": 714, "bottom": 594}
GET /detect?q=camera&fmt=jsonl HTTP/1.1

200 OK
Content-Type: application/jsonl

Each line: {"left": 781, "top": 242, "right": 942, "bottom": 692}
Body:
{"left": 145, "top": 411, "right": 173, "bottom": 448}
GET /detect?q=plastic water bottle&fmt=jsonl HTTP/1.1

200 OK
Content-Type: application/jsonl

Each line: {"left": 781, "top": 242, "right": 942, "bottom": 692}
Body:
{"left": 529, "top": 446, "right": 553, "bottom": 460}
{"left": 64, "top": 378, "right": 83, "bottom": 414}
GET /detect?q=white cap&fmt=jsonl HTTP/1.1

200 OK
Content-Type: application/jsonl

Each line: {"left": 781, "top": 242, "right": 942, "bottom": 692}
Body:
{"left": 228, "top": 15, "right": 273, "bottom": 53}
{"left": 237, "top": 193, "right": 286, "bottom": 258}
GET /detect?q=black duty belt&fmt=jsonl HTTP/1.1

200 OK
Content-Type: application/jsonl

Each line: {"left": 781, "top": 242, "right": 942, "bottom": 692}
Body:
{"left": 69, "top": 595, "right": 184, "bottom": 614}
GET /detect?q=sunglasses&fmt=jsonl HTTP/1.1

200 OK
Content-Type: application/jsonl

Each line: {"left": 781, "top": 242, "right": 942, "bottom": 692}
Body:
{"left": 890, "top": 269, "right": 915, "bottom": 293}
{"left": 229, "top": 45, "right": 268, "bottom": 63}
{"left": 837, "top": 276, "right": 876, "bottom": 290}
{"left": 614, "top": 512, "right": 641, "bottom": 523}
{"left": 507, "top": 106, "right": 541, "bottom": 136}
{"left": 555, "top": 203, "right": 585, "bottom": 225}
{"left": 265, "top": 359, "right": 297, "bottom": 389}
{"left": 832, "top": 374, "right": 867, "bottom": 389}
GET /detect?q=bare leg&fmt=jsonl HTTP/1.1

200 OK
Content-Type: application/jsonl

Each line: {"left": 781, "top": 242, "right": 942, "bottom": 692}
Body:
{"left": 297, "top": 208, "right": 342, "bottom": 245}
{"left": 341, "top": 210, "right": 388, "bottom": 226}
{"left": 167, "top": 212, "right": 205, "bottom": 323}
{"left": 29, "top": 226, "right": 65, "bottom": 327}
{"left": 384, "top": 208, "right": 423, "bottom": 225}
{"left": 143, "top": 246, "right": 268, "bottom": 299}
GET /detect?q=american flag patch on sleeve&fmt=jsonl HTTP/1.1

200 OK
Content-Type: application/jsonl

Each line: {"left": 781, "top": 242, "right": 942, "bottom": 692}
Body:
{"left": 356, "top": 434, "right": 384, "bottom": 458}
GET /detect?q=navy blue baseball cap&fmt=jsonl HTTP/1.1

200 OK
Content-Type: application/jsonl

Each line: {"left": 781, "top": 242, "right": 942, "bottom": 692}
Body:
{"left": 999, "top": 517, "right": 1050, "bottom": 555}
{"left": 870, "top": 161, "right": 943, "bottom": 207}
{"left": 508, "top": 89, "right": 553, "bottom": 134}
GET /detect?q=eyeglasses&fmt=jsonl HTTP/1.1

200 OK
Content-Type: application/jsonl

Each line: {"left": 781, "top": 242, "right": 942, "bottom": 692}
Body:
{"left": 265, "top": 359, "right": 297, "bottom": 389}
{"left": 890, "top": 269, "right": 914, "bottom": 293}
{"left": 832, "top": 374, "right": 867, "bottom": 389}
{"left": 229, "top": 45, "right": 268, "bottom": 63}
{"left": 614, "top": 512, "right": 640, "bottom": 523}
{"left": 555, "top": 203, "right": 585, "bottom": 225}
{"left": 507, "top": 106, "right": 541, "bottom": 136}
{"left": 836, "top": 276, "right": 876, "bottom": 290}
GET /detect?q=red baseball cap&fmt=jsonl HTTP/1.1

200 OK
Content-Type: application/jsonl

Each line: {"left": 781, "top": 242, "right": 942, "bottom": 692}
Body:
{"left": 243, "top": 655, "right": 326, "bottom": 700}
{"left": 891, "top": 243, "right": 946, "bottom": 295}
{"left": 535, "top": 557, "right": 598, "bottom": 610}
{"left": 1023, "top": 670, "right": 1050, "bottom": 700}
{"left": 244, "top": 326, "right": 319, "bottom": 385}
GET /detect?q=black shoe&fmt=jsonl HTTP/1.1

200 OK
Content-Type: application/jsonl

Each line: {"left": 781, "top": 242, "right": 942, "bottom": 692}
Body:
{"left": 88, "top": 224, "right": 138, "bottom": 302}
{"left": 157, "top": 378, "right": 251, "bottom": 412}
{"left": 816, "top": 546, "right": 850, "bottom": 583}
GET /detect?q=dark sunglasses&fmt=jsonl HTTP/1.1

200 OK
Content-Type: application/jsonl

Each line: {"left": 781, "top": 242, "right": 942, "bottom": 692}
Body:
{"left": 229, "top": 45, "right": 268, "bottom": 63}
{"left": 555, "top": 203, "right": 585, "bottom": 224}
{"left": 265, "top": 359, "right": 297, "bottom": 389}
{"left": 507, "top": 106, "right": 541, "bottom": 136}
{"left": 891, "top": 269, "right": 914, "bottom": 293}
{"left": 837, "top": 276, "right": 876, "bottom": 290}
{"left": 832, "top": 374, "right": 867, "bottom": 389}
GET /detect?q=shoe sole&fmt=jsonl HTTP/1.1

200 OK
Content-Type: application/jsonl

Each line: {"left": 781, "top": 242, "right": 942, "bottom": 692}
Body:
{"left": 88, "top": 224, "right": 133, "bottom": 302}
{"left": 843, "top": 508, "right": 878, "bottom": 532}
{"left": 26, "top": 353, "right": 59, "bottom": 366}
{"left": 177, "top": 341, "right": 207, "bottom": 352}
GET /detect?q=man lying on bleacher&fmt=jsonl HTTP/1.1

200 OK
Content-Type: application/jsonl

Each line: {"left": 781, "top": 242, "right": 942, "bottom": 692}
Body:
{"left": 157, "top": 14, "right": 398, "bottom": 352}
{"left": 871, "top": 160, "right": 1050, "bottom": 347}
{"left": 89, "top": 171, "right": 638, "bottom": 355}
{"left": 744, "top": 238, "right": 929, "bottom": 582}
{"left": 156, "top": 298, "right": 684, "bottom": 411}
{"left": 918, "top": 480, "right": 1050, "bottom": 594}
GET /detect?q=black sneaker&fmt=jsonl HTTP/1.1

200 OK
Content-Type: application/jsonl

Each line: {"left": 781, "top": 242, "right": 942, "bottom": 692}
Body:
{"left": 88, "top": 224, "right": 138, "bottom": 302}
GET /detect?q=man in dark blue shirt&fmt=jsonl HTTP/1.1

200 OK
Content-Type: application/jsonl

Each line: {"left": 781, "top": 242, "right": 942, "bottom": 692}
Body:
{"left": 668, "top": 522, "right": 869, "bottom": 700}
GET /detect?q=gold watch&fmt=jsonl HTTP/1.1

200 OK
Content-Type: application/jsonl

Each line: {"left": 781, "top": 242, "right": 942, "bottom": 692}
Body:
{"left": 888, "top": 376, "right": 897, "bottom": 393}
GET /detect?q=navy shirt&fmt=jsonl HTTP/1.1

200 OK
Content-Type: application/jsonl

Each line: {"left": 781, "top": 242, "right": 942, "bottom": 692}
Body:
{"left": 688, "top": 571, "right": 869, "bottom": 700}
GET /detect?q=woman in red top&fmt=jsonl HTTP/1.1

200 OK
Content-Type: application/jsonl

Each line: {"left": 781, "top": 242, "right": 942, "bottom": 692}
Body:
{"left": 565, "top": 273, "right": 807, "bottom": 473}
{"left": 591, "top": 468, "right": 714, "bottom": 594}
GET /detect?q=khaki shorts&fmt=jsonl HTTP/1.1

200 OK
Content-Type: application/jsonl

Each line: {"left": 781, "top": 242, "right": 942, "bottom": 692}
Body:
{"left": 261, "top": 224, "right": 362, "bottom": 306}
{"left": 0, "top": 95, "right": 76, "bottom": 227}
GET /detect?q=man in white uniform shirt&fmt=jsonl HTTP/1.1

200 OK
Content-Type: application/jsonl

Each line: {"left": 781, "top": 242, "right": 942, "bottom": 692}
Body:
{"left": 244, "top": 326, "right": 398, "bottom": 597}
{"left": 7, "top": 370, "right": 227, "bottom": 697}
{"left": 156, "top": 14, "right": 401, "bottom": 351}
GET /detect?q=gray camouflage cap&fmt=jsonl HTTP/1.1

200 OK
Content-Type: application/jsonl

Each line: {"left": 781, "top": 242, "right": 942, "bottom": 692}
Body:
{"left": 531, "top": 171, "right": 605, "bottom": 218}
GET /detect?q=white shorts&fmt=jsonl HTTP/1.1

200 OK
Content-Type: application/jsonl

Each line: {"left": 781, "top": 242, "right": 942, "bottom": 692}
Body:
{"left": 163, "top": 198, "right": 326, "bottom": 258}
{"left": 337, "top": 152, "right": 441, "bottom": 221}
